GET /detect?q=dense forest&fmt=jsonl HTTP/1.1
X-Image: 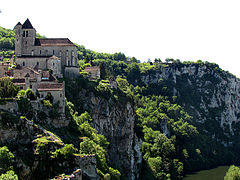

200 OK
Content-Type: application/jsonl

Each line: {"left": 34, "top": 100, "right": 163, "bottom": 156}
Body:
{"left": 0, "top": 26, "right": 240, "bottom": 180}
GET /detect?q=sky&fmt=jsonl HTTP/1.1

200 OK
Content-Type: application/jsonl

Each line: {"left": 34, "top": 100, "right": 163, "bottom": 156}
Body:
{"left": 1, "top": 0, "right": 240, "bottom": 77}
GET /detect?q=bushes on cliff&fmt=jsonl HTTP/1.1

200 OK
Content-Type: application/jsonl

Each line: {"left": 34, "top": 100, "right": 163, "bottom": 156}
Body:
{"left": 136, "top": 95, "right": 199, "bottom": 179}
{"left": 224, "top": 165, "right": 240, "bottom": 180}
{"left": 0, "top": 170, "right": 18, "bottom": 180}
{"left": 0, "top": 146, "right": 15, "bottom": 175}
{"left": 0, "top": 77, "right": 18, "bottom": 98}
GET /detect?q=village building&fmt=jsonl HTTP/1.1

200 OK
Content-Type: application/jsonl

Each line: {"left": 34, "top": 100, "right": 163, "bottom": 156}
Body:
{"left": 83, "top": 66, "right": 100, "bottom": 80}
{"left": 11, "top": 66, "right": 65, "bottom": 113}
{"left": 14, "top": 19, "right": 79, "bottom": 78}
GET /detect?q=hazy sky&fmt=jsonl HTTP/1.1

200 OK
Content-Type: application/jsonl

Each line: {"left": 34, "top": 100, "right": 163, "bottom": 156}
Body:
{"left": 1, "top": 0, "right": 240, "bottom": 77}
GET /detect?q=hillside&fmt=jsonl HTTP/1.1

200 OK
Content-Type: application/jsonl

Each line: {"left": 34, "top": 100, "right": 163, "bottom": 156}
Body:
{"left": 0, "top": 26, "right": 240, "bottom": 180}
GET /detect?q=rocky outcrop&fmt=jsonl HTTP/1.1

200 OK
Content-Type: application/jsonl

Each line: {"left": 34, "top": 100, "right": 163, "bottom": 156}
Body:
{"left": 78, "top": 90, "right": 142, "bottom": 180}
{"left": 140, "top": 64, "right": 240, "bottom": 141}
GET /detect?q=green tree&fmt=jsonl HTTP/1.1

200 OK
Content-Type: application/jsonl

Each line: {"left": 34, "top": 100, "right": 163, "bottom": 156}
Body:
{"left": 224, "top": 165, "right": 240, "bottom": 180}
{"left": 0, "top": 146, "right": 14, "bottom": 174}
{"left": 0, "top": 170, "right": 18, "bottom": 180}
{"left": 0, "top": 77, "right": 18, "bottom": 98}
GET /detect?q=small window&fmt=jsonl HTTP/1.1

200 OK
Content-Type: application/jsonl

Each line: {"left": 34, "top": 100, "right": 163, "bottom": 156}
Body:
{"left": 53, "top": 50, "right": 55, "bottom": 55}
{"left": 45, "top": 50, "right": 48, "bottom": 55}
{"left": 23, "top": 31, "right": 25, "bottom": 37}
{"left": 60, "top": 94, "right": 62, "bottom": 97}
{"left": 59, "top": 51, "right": 62, "bottom": 56}
{"left": 37, "top": 62, "right": 39, "bottom": 66}
{"left": 30, "top": 85, "right": 32, "bottom": 88}
{"left": 53, "top": 63, "right": 55, "bottom": 66}
{"left": 25, "top": 41, "right": 27, "bottom": 45}
{"left": 26, "top": 31, "right": 28, "bottom": 37}
{"left": 31, "top": 50, "right": 34, "bottom": 56}
{"left": 23, "top": 62, "right": 25, "bottom": 66}
{"left": 40, "top": 50, "right": 41, "bottom": 54}
{"left": 41, "top": 94, "right": 43, "bottom": 98}
{"left": 66, "top": 50, "right": 69, "bottom": 57}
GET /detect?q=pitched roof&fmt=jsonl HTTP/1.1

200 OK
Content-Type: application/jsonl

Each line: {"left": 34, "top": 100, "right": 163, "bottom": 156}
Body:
{"left": 84, "top": 66, "right": 100, "bottom": 72}
{"left": 22, "top": 18, "right": 34, "bottom": 29}
{"left": 34, "top": 38, "right": 75, "bottom": 46}
{"left": 37, "top": 83, "right": 63, "bottom": 91}
{"left": 13, "top": 67, "right": 40, "bottom": 80}
{"left": 16, "top": 22, "right": 22, "bottom": 26}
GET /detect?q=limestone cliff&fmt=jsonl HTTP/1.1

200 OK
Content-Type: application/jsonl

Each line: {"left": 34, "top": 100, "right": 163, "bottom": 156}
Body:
{"left": 76, "top": 89, "right": 142, "bottom": 180}
{"left": 139, "top": 63, "right": 240, "bottom": 143}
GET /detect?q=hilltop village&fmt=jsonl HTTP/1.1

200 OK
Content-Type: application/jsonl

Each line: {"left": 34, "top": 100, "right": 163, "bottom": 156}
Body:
{"left": 0, "top": 19, "right": 101, "bottom": 113}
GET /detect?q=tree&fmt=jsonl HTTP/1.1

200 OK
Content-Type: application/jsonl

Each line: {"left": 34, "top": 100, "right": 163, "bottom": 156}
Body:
{"left": 26, "top": 88, "right": 36, "bottom": 100}
{"left": 45, "top": 92, "right": 53, "bottom": 103}
{"left": 0, "top": 77, "right": 18, "bottom": 98}
{"left": 0, "top": 170, "right": 18, "bottom": 180}
{"left": 224, "top": 165, "right": 240, "bottom": 180}
{"left": 0, "top": 146, "right": 14, "bottom": 174}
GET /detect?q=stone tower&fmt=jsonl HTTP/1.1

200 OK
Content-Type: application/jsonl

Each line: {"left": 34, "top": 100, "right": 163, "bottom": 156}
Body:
{"left": 15, "top": 19, "right": 36, "bottom": 56}
{"left": 14, "top": 22, "right": 23, "bottom": 56}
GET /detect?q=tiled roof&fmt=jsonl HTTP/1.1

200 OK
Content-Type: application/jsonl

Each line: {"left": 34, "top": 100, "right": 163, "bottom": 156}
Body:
{"left": 37, "top": 83, "right": 63, "bottom": 91}
{"left": 22, "top": 18, "right": 34, "bottom": 29}
{"left": 13, "top": 67, "right": 40, "bottom": 80}
{"left": 84, "top": 66, "right": 100, "bottom": 72}
{"left": 34, "top": 38, "right": 75, "bottom": 46}
{"left": 12, "top": 79, "right": 25, "bottom": 83}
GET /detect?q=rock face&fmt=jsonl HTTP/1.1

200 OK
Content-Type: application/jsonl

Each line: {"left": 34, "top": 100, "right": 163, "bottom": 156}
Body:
{"left": 78, "top": 90, "right": 142, "bottom": 180}
{"left": 140, "top": 64, "right": 240, "bottom": 142}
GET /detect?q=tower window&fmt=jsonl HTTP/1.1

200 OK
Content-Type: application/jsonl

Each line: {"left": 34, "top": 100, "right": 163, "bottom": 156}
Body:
{"left": 53, "top": 63, "right": 55, "bottom": 66}
{"left": 37, "top": 62, "right": 39, "bottom": 66}
{"left": 23, "top": 31, "right": 25, "bottom": 37}
{"left": 40, "top": 50, "right": 41, "bottom": 54}
{"left": 53, "top": 50, "right": 55, "bottom": 55}
{"left": 23, "top": 62, "right": 25, "bottom": 66}
{"left": 25, "top": 41, "right": 27, "bottom": 45}
{"left": 26, "top": 31, "right": 28, "bottom": 37}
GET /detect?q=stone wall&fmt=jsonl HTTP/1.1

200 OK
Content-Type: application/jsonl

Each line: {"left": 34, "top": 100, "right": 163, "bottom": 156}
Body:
{"left": 65, "top": 67, "right": 80, "bottom": 79}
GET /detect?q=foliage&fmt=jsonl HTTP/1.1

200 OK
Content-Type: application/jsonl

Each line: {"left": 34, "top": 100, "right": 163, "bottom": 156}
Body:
{"left": 224, "top": 165, "right": 240, "bottom": 180}
{"left": 0, "top": 146, "right": 14, "bottom": 174}
{"left": 0, "top": 27, "right": 15, "bottom": 50}
{"left": 52, "top": 144, "right": 77, "bottom": 160}
{"left": 0, "top": 170, "right": 18, "bottom": 180}
{"left": 0, "top": 77, "right": 18, "bottom": 98}
{"left": 45, "top": 92, "right": 53, "bottom": 104}
{"left": 43, "top": 100, "right": 53, "bottom": 108}
{"left": 25, "top": 88, "right": 36, "bottom": 100}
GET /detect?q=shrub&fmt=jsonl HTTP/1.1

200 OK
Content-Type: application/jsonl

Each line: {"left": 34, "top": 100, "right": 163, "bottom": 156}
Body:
{"left": 0, "top": 146, "right": 14, "bottom": 174}
{"left": 224, "top": 165, "right": 240, "bottom": 180}
{"left": 0, "top": 170, "right": 18, "bottom": 180}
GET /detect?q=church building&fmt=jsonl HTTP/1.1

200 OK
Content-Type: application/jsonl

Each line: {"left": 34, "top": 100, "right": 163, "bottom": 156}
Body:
{"left": 14, "top": 19, "right": 79, "bottom": 78}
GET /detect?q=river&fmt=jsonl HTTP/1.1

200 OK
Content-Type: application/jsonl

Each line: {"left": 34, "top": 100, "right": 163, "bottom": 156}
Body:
{"left": 184, "top": 166, "right": 229, "bottom": 180}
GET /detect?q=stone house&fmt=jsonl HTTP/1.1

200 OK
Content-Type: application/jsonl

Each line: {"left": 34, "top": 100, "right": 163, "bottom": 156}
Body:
{"left": 11, "top": 66, "right": 65, "bottom": 113}
{"left": 14, "top": 19, "right": 79, "bottom": 78}
{"left": 83, "top": 66, "right": 100, "bottom": 80}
